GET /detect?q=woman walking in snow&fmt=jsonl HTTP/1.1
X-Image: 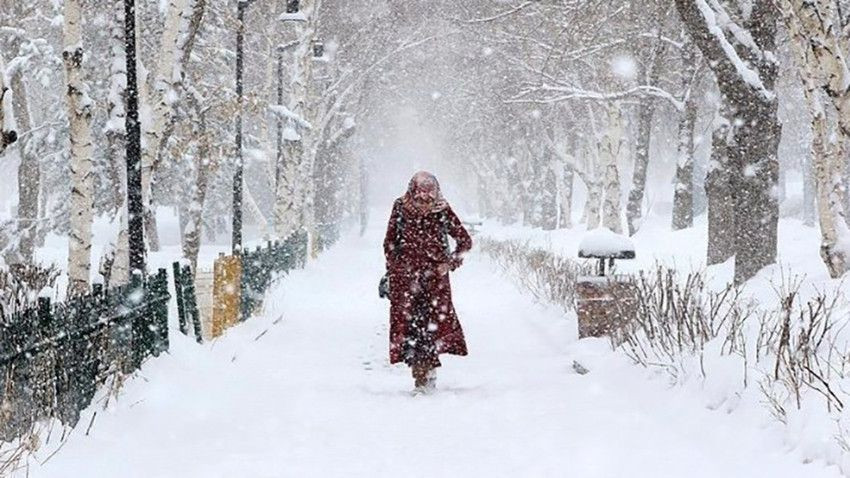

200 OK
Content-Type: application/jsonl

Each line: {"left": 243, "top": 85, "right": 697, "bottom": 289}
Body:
{"left": 383, "top": 171, "right": 473, "bottom": 393}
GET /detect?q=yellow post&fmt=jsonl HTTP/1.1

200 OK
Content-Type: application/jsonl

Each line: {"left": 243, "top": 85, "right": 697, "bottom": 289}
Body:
{"left": 212, "top": 253, "right": 242, "bottom": 338}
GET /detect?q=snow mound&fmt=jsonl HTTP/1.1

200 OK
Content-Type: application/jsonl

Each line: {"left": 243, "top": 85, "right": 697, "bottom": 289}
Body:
{"left": 578, "top": 228, "right": 635, "bottom": 259}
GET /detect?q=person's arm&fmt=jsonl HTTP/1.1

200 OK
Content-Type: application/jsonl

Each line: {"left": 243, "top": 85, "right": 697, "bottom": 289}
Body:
{"left": 444, "top": 206, "right": 472, "bottom": 270}
{"left": 383, "top": 200, "right": 402, "bottom": 269}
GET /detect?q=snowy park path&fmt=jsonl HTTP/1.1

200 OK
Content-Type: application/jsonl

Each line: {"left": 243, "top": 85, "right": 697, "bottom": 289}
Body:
{"left": 30, "top": 230, "right": 841, "bottom": 478}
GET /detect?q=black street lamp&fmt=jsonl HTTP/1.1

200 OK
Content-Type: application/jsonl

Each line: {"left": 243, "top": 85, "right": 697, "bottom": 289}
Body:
{"left": 275, "top": 44, "right": 285, "bottom": 191}
{"left": 233, "top": 0, "right": 259, "bottom": 254}
{"left": 124, "top": 0, "right": 145, "bottom": 276}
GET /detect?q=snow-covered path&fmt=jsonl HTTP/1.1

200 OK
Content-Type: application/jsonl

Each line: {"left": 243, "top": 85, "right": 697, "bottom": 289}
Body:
{"left": 29, "top": 229, "right": 841, "bottom": 478}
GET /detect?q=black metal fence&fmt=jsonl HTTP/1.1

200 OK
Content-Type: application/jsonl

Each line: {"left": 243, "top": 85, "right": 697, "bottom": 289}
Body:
{"left": 0, "top": 229, "right": 313, "bottom": 444}
{"left": 241, "top": 230, "right": 308, "bottom": 322}
{"left": 0, "top": 269, "right": 169, "bottom": 440}
{"left": 173, "top": 262, "right": 203, "bottom": 343}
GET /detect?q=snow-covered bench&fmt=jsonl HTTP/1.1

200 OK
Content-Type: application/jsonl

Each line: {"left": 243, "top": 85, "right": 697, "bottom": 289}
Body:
{"left": 575, "top": 228, "right": 637, "bottom": 339}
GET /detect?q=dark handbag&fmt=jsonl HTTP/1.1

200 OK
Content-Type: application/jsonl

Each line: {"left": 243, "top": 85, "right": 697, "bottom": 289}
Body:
{"left": 379, "top": 273, "right": 390, "bottom": 299}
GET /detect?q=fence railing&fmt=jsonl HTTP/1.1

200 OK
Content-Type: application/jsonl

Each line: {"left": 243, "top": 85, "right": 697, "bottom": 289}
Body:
{"left": 0, "top": 228, "right": 313, "bottom": 445}
{"left": 173, "top": 262, "right": 203, "bottom": 343}
{"left": 240, "top": 230, "right": 308, "bottom": 323}
{"left": 206, "top": 230, "right": 308, "bottom": 339}
{"left": 0, "top": 269, "right": 169, "bottom": 440}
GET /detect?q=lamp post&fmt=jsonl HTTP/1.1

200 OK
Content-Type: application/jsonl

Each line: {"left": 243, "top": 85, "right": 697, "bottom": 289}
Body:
{"left": 275, "top": 44, "right": 285, "bottom": 191}
{"left": 233, "top": 0, "right": 259, "bottom": 254}
{"left": 125, "top": 0, "right": 145, "bottom": 276}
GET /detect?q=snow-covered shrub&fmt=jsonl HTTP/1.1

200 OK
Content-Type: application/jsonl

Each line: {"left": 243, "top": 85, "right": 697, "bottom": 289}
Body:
{"left": 481, "top": 239, "right": 850, "bottom": 470}
{"left": 757, "top": 283, "right": 845, "bottom": 423}
{"left": 616, "top": 266, "right": 755, "bottom": 382}
{"left": 478, "top": 237, "right": 589, "bottom": 313}
{"left": 0, "top": 263, "right": 59, "bottom": 319}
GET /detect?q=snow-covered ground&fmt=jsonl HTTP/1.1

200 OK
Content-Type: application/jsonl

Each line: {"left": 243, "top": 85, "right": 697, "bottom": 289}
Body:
{"left": 20, "top": 221, "right": 841, "bottom": 477}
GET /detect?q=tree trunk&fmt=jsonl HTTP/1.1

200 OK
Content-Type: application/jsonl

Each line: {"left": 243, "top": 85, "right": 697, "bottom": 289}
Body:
{"left": 802, "top": 153, "right": 816, "bottom": 226}
{"left": 541, "top": 154, "right": 559, "bottom": 231}
{"left": 359, "top": 156, "right": 368, "bottom": 236}
{"left": 600, "top": 105, "right": 624, "bottom": 234}
{"left": 812, "top": 99, "right": 848, "bottom": 276}
{"left": 626, "top": 44, "right": 664, "bottom": 236}
{"left": 64, "top": 0, "right": 95, "bottom": 296}
{"left": 705, "top": 113, "right": 735, "bottom": 265}
{"left": 277, "top": 0, "right": 320, "bottom": 242}
{"left": 730, "top": 101, "right": 781, "bottom": 284}
{"left": 675, "top": 0, "right": 781, "bottom": 284}
{"left": 783, "top": 0, "right": 850, "bottom": 277}
{"left": 0, "top": 56, "right": 15, "bottom": 155}
{"left": 182, "top": 143, "right": 211, "bottom": 274}
{"left": 10, "top": 68, "right": 39, "bottom": 263}
{"left": 559, "top": 165, "right": 574, "bottom": 229}
{"left": 585, "top": 182, "right": 602, "bottom": 230}
{"left": 140, "top": 0, "right": 189, "bottom": 252}
{"left": 276, "top": 140, "right": 304, "bottom": 239}
{"left": 107, "top": 0, "right": 129, "bottom": 286}
{"left": 672, "top": 52, "right": 699, "bottom": 231}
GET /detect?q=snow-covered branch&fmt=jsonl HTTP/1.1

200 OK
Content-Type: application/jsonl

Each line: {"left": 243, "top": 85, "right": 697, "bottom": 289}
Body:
{"left": 509, "top": 84, "right": 684, "bottom": 111}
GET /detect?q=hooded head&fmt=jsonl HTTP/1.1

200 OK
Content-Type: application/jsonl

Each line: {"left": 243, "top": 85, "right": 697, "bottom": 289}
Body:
{"left": 403, "top": 171, "right": 447, "bottom": 215}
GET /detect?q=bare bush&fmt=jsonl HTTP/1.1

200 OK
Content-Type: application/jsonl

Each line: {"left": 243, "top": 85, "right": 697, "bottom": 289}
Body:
{"left": 758, "top": 280, "right": 846, "bottom": 422}
{"left": 0, "top": 264, "right": 60, "bottom": 319}
{"left": 480, "top": 235, "right": 850, "bottom": 460}
{"left": 615, "top": 266, "right": 755, "bottom": 381}
{"left": 478, "top": 237, "right": 589, "bottom": 313}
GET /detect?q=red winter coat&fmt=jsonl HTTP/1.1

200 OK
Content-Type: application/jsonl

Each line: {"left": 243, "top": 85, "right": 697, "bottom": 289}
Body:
{"left": 383, "top": 198, "right": 473, "bottom": 365}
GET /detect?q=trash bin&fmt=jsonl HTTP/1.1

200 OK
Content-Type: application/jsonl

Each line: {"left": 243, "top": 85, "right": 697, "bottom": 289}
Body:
{"left": 575, "top": 229, "right": 637, "bottom": 339}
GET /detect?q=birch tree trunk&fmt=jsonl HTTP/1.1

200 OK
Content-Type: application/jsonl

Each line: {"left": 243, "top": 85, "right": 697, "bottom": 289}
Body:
{"left": 140, "top": 0, "right": 189, "bottom": 252}
{"left": 106, "top": 0, "right": 127, "bottom": 214}
{"left": 584, "top": 181, "right": 602, "bottom": 230}
{"left": 558, "top": 165, "right": 574, "bottom": 229}
{"left": 0, "top": 55, "right": 15, "bottom": 155}
{"left": 783, "top": 0, "right": 850, "bottom": 277}
{"left": 104, "top": 0, "right": 130, "bottom": 286}
{"left": 277, "top": 0, "right": 320, "bottom": 243}
{"left": 9, "top": 59, "right": 39, "bottom": 263}
{"left": 599, "top": 104, "right": 624, "bottom": 234}
{"left": 300, "top": 0, "right": 324, "bottom": 258}
{"left": 64, "top": 0, "right": 95, "bottom": 295}
{"left": 182, "top": 132, "right": 211, "bottom": 274}
{"left": 802, "top": 154, "right": 816, "bottom": 226}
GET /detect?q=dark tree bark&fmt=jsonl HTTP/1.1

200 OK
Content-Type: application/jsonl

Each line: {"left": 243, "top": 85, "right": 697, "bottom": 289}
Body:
{"left": 706, "top": 113, "right": 735, "bottom": 265}
{"left": 541, "top": 153, "right": 559, "bottom": 231}
{"left": 675, "top": 0, "right": 781, "bottom": 283}
{"left": 672, "top": 43, "right": 700, "bottom": 231}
